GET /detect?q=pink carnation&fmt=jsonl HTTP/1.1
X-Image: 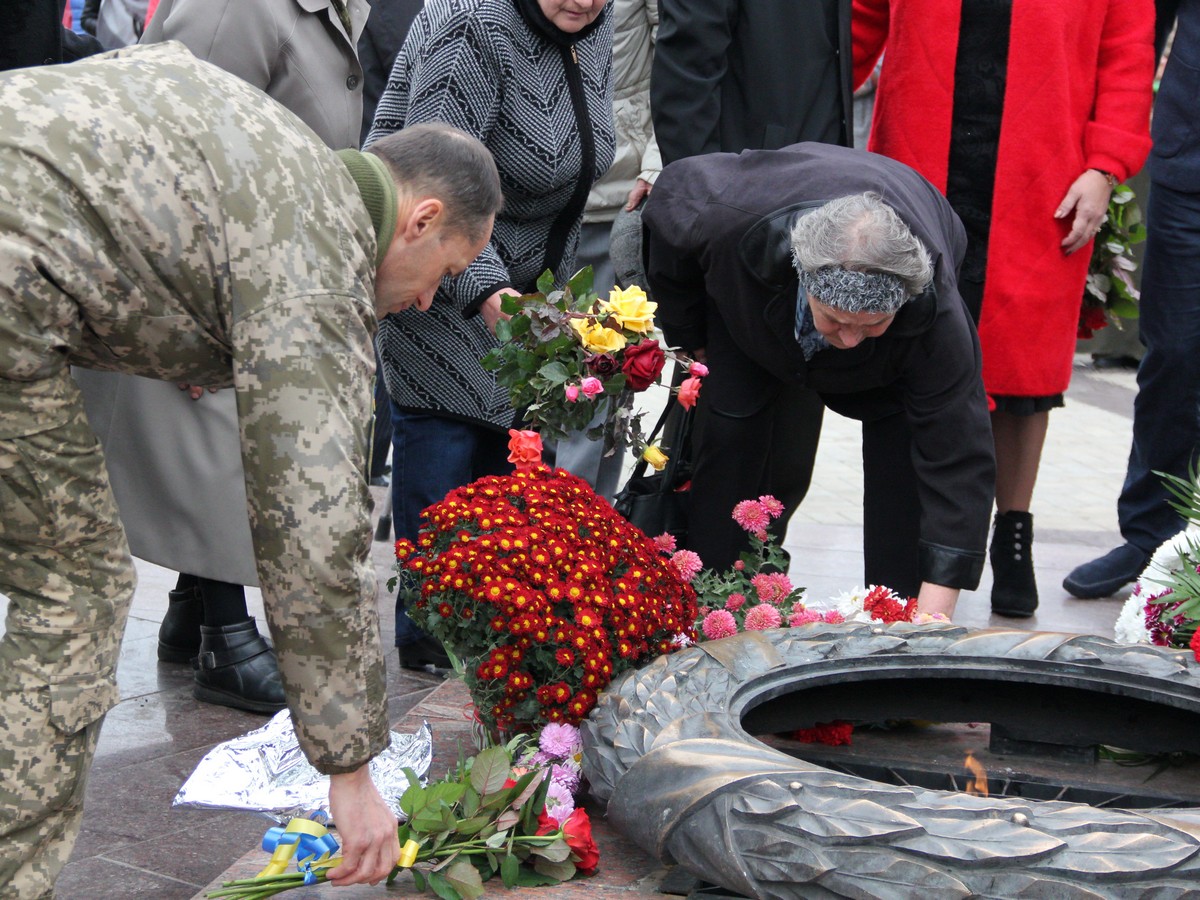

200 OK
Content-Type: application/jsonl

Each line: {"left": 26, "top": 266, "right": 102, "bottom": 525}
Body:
{"left": 751, "top": 572, "right": 793, "bottom": 604}
{"left": 725, "top": 592, "right": 746, "bottom": 611}
{"left": 789, "top": 608, "right": 821, "bottom": 627}
{"left": 653, "top": 533, "right": 677, "bottom": 554}
{"left": 732, "top": 499, "right": 771, "bottom": 534}
{"left": 744, "top": 603, "right": 783, "bottom": 631}
{"left": 821, "top": 610, "right": 845, "bottom": 624}
{"left": 758, "top": 495, "right": 784, "bottom": 518}
{"left": 670, "top": 550, "right": 704, "bottom": 582}
{"left": 702, "top": 609, "right": 738, "bottom": 640}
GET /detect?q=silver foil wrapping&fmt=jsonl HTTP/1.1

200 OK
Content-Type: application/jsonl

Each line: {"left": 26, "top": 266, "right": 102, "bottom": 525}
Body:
{"left": 172, "top": 709, "right": 433, "bottom": 824}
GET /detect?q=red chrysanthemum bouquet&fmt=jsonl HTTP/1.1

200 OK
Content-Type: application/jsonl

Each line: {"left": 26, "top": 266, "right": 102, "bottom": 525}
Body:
{"left": 394, "top": 456, "right": 698, "bottom": 738}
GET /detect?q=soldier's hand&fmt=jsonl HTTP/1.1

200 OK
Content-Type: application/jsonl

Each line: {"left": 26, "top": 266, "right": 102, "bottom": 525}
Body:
{"left": 177, "top": 383, "right": 219, "bottom": 401}
{"left": 326, "top": 766, "right": 400, "bottom": 886}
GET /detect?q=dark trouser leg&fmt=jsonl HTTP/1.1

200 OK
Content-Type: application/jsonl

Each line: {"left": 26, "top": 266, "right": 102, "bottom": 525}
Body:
{"left": 389, "top": 405, "right": 511, "bottom": 646}
{"left": 369, "top": 348, "right": 392, "bottom": 482}
{"left": 1118, "top": 183, "right": 1200, "bottom": 553}
{"left": 687, "top": 386, "right": 823, "bottom": 572}
{"left": 0, "top": 373, "right": 133, "bottom": 899}
{"left": 862, "top": 411, "right": 922, "bottom": 598}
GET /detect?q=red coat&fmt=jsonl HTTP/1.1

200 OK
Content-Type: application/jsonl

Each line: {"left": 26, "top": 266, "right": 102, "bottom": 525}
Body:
{"left": 853, "top": 0, "right": 1154, "bottom": 397}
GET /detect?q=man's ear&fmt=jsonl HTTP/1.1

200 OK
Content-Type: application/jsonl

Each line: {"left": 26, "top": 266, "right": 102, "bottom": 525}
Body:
{"left": 401, "top": 197, "right": 445, "bottom": 241}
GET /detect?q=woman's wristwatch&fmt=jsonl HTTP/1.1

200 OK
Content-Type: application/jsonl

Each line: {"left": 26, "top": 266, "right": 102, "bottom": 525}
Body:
{"left": 1090, "top": 168, "right": 1118, "bottom": 188}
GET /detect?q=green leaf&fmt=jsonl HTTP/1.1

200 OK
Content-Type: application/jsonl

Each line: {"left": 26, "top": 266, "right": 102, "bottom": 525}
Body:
{"left": 536, "top": 270, "right": 555, "bottom": 294}
{"left": 484, "top": 830, "right": 510, "bottom": 849}
{"left": 412, "top": 869, "right": 427, "bottom": 892}
{"left": 469, "top": 746, "right": 512, "bottom": 795}
{"left": 538, "top": 360, "right": 571, "bottom": 385}
{"left": 532, "top": 856, "right": 577, "bottom": 882}
{"left": 445, "top": 859, "right": 486, "bottom": 900}
{"left": 568, "top": 265, "right": 596, "bottom": 299}
{"left": 425, "top": 870, "right": 463, "bottom": 900}
{"left": 511, "top": 867, "right": 566, "bottom": 887}
{"left": 530, "top": 837, "right": 571, "bottom": 863}
{"left": 500, "top": 853, "right": 520, "bottom": 888}
{"left": 453, "top": 815, "right": 491, "bottom": 836}
{"left": 498, "top": 291, "right": 524, "bottom": 315}
{"left": 399, "top": 777, "right": 427, "bottom": 818}
{"left": 425, "top": 781, "right": 467, "bottom": 809}
{"left": 494, "top": 318, "right": 512, "bottom": 343}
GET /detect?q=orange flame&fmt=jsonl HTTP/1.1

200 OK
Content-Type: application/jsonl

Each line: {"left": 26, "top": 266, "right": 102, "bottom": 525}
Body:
{"left": 963, "top": 751, "right": 989, "bottom": 797}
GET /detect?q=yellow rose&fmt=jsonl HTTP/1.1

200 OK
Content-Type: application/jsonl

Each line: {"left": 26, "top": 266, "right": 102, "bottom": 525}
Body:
{"left": 572, "top": 317, "right": 627, "bottom": 354}
{"left": 601, "top": 285, "right": 657, "bottom": 334}
{"left": 642, "top": 444, "right": 669, "bottom": 471}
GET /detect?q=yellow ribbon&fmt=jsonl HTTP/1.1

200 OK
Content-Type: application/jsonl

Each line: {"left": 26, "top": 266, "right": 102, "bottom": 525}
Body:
{"left": 397, "top": 839, "right": 421, "bottom": 868}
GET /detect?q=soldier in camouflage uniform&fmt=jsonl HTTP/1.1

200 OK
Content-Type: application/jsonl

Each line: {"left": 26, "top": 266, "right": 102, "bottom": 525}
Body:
{"left": 0, "top": 42, "right": 499, "bottom": 898}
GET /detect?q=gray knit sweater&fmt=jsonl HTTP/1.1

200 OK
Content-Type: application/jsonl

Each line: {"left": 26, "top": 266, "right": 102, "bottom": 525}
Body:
{"left": 366, "top": 0, "right": 616, "bottom": 429}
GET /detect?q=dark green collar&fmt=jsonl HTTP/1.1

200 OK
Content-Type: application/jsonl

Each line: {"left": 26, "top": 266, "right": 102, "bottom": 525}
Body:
{"left": 337, "top": 148, "right": 398, "bottom": 268}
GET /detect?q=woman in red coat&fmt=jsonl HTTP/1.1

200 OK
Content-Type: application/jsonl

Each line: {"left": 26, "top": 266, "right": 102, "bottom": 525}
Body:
{"left": 853, "top": 0, "right": 1154, "bottom": 616}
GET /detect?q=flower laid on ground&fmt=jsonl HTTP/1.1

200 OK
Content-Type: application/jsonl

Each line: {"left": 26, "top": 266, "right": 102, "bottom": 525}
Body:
{"left": 1114, "top": 469, "right": 1200, "bottom": 661}
{"left": 792, "top": 721, "right": 854, "bottom": 746}
{"left": 206, "top": 743, "right": 599, "bottom": 899}
{"left": 480, "top": 267, "right": 704, "bottom": 462}
{"left": 394, "top": 449, "right": 698, "bottom": 737}
{"left": 1078, "top": 183, "right": 1146, "bottom": 339}
{"left": 673, "top": 496, "right": 806, "bottom": 637}
{"left": 511, "top": 723, "right": 585, "bottom": 824}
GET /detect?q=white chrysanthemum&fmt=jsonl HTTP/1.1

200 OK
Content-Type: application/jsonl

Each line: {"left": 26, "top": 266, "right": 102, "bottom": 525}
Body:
{"left": 1136, "top": 529, "right": 1200, "bottom": 596}
{"left": 1113, "top": 593, "right": 1151, "bottom": 645}
{"left": 812, "top": 586, "right": 873, "bottom": 623}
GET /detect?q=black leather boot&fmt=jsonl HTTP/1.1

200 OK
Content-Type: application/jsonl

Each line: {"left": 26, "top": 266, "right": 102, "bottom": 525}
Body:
{"left": 193, "top": 619, "right": 286, "bottom": 714}
{"left": 990, "top": 510, "right": 1038, "bottom": 617}
{"left": 158, "top": 585, "right": 204, "bottom": 663}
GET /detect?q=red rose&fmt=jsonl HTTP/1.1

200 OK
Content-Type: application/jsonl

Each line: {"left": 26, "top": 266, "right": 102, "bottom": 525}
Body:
{"left": 561, "top": 808, "right": 600, "bottom": 875}
{"left": 1191, "top": 629, "right": 1200, "bottom": 663}
{"left": 507, "top": 429, "right": 543, "bottom": 470}
{"left": 1077, "top": 305, "right": 1109, "bottom": 340}
{"left": 621, "top": 340, "right": 666, "bottom": 391}
{"left": 585, "top": 353, "right": 619, "bottom": 376}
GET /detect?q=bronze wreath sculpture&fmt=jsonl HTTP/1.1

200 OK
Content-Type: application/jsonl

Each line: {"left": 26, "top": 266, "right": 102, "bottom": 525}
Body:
{"left": 581, "top": 623, "right": 1200, "bottom": 898}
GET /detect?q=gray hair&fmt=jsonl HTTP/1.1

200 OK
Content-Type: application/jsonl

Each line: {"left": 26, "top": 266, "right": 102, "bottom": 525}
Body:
{"left": 367, "top": 122, "right": 503, "bottom": 243}
{"left": 790, "top": 192, "right": 933, "bottom": 314}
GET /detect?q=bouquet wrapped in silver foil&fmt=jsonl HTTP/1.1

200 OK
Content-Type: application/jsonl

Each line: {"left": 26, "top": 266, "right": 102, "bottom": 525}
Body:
{"left": 173, "top": 709, "right": 433, "bottom": 824}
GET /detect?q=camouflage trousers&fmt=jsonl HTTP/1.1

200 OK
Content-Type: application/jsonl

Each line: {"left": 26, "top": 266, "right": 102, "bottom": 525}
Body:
{"left": 0, "top": 368, "right": 135, "bottom": 899}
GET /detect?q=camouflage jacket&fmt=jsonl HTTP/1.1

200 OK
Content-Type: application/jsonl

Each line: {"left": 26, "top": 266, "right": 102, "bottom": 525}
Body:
{"left": 0, "top": 42, "right": 388, "bottom": 774}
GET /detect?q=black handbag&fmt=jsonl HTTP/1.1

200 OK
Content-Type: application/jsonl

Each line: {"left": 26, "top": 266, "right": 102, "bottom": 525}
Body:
{"left": 612, "top": 393, "right": 693, "bottom": 542}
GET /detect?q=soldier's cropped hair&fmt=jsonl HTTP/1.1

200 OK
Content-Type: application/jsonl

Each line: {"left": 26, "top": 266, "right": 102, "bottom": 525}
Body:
{"left": 790, "top": 192, "right": 933, "bottom": 313}
{"left": 367, "top": 123, "right": 503, "bottom": 242}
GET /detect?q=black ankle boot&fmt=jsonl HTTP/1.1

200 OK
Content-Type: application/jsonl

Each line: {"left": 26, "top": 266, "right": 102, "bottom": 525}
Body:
{"left": 193, "top": 619, "right": 286, "bottom": 714}
{"left": 990, "top": 510, "right": 1038, "bottom": 617}
{"left": 158, "top": 585, "right": 204, "bottom": 663}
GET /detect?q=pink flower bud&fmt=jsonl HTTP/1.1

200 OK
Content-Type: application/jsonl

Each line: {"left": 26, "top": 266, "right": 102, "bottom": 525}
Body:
{"left": 689, "top": 362, "right": 710, "bottom": 377}
{"left": 564, "top": 384, "right": 580, "bottom": 402}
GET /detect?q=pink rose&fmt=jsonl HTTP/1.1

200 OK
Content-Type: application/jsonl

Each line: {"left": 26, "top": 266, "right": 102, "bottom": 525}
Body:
{"left": 581, "top": 376, "right": 604, "bottom": 399}
{"left": 677, "top": 376, "right": 702, "bottom": 411}
{"left": 689, "top": 361, "right": 710, "bottom": 377}
{"left": 507, "top": 429, "right": 543, "bottom": 471}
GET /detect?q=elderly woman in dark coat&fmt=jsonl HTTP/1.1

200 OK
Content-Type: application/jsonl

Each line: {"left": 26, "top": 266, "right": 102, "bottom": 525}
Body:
{"left": 366, "top": 0, "right": 615, "bottom": 670}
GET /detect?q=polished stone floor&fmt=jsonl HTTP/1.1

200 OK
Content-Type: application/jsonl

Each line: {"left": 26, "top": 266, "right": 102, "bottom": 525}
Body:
{"left": 0, "top": 354, "right": 1147, "bottom": 898}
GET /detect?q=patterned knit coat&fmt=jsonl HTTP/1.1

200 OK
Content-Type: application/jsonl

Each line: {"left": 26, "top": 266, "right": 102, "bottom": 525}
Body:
{"left": 367, "top": 0, "right": 616, "bottom": 429}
